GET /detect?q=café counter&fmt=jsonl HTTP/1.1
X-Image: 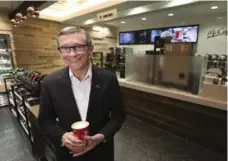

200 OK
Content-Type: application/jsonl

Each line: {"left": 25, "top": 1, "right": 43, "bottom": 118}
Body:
{"left": 118, "top": 78, "right": 227, "bottom": 111}
{"left": 18, "top": 79, "right": 227, "bottom": 158}
{"left": 118, "top": 78, "right": 227, "bottom": 154}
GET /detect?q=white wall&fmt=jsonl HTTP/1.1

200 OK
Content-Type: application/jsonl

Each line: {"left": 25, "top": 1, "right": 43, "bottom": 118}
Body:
{"left": 118, "top": 14, "right": 227, "bottom": 56}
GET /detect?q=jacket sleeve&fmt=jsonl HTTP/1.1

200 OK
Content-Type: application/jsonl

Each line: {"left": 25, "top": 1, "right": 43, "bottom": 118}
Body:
{"left": 99, "top": 75, "right": 126, "bottom": 141}
{"left": 38, "top": 80, "right": 66, "bottom": 147}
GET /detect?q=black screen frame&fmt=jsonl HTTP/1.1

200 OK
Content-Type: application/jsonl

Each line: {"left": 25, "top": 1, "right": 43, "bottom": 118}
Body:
{"left": 119, "top": 24, "right": 200, "bottom": 45}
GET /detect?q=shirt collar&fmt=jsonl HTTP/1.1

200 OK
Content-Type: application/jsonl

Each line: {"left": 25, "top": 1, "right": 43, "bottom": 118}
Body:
{"left": 69, "top": 62, "right": 92, "bottom": 81}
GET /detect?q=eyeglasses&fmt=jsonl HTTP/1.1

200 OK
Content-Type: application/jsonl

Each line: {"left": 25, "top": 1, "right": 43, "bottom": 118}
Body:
{"left": 58, "top": 44, "right": 88, "bottom": 54}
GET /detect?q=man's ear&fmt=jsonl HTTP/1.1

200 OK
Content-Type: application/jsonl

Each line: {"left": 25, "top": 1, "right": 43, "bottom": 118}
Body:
{"left": 89, "top": 44, "right": 94, "bottom": 52}
{"left": 89, "top": 45, "right": 94, "bottom": 56}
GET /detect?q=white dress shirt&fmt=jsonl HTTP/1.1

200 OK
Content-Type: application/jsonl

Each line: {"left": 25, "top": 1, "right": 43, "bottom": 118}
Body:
{"left": 69, "top": 63, "right": 92, "bottom": 121}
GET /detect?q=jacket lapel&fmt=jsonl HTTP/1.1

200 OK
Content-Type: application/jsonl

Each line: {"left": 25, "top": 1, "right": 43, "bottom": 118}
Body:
{"left": 86, "top": 66, "right": 102, "bottom": 123}
{"left": 59, "top": 67, "right": 82, "bottom": 121}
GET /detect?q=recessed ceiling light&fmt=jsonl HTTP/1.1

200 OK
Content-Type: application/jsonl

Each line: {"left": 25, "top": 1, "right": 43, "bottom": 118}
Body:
{"left": 217, "top": 17, "right": 223, "bottom": 19}
{"left": 168, "top": 13, "right": 174, "bottom": 16}
{"left": 121, "top": 21, "right": 125, "bottom": 24}
{"left": 141, "top": 17, "right": 147, "bottom": 20}
{"left": 211, "top": 6, "right": 218, "bottom": 10}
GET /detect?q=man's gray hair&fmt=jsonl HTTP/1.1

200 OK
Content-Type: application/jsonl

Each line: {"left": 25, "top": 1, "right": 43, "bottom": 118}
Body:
{"left": 56, "top": 26, "right": 92, "bottom": 47}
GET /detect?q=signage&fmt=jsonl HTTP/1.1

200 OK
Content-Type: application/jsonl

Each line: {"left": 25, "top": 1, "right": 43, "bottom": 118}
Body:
{"left": 207, "top": 27, "right": 227, "bottom": 39}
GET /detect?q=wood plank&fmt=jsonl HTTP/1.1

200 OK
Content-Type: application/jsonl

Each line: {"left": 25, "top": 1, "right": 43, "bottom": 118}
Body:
{"left": 51, "top": 59, "right": 65, "bottom": 66}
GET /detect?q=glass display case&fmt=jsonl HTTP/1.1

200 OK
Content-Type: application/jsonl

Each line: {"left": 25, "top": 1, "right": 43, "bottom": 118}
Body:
{"left": 125, "top": 54, "right": 207, "bottom": 95}
{"left": 0, "top": 34, "right": 13, "bottom": 75}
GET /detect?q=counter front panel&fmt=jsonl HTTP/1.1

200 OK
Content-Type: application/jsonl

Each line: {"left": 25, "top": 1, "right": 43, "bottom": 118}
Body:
{"left": 120, "top": 86, "right": 227, "bottom": 154}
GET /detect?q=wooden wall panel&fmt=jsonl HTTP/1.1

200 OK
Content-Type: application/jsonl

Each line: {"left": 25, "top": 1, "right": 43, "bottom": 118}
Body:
{"left": 121, "top": 87, "right": 227, "bottom": 154}
{"left": 12, "top": 18, "right": 117, "bottom": 74}
{"left": 12, "top": 18, "right": 63, "bottom": 74}
{"left": 84, "top": 25, "right": 117, "bottom": 55}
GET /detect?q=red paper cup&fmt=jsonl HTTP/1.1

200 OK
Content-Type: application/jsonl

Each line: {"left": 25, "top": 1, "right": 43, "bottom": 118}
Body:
{"left": 71, "top": 121, "right": 89, "bottom": 141}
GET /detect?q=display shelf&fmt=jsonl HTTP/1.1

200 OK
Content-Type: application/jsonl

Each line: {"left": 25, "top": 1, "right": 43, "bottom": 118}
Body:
{"left": 18, "top": 106, "right": 26, "bottom": 122}
{"left": 20, "top": 120, "right": 29, "bottom": 136}
{"left": 11, "top": 108, "right": 17, "bottom": 118}
{"left": 9, "top": 98, "right": 14, "bottom": 106}
{"left": 14, "top": 91, "right": 22, "bottom": 101}
{"left": 25, "top": 101, "right": 31, "bottom": 109}
{"left": 3, "top": 70, "right": 42, "bottom": 158}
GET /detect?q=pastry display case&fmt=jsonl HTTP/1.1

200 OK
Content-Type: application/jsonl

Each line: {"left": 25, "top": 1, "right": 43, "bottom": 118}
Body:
{"left": 0, "top": 34, "right": 13, "bottom": 75}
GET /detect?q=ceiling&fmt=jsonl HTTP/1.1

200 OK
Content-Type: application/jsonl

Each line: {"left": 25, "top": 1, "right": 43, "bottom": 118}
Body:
{"left": 106, "top": 1, "right": 227, "bottom": 29}
{"left": 64, "top": 1, "right": 157, "bottom": 25}
{"left": 0, "top": 1, "right": 23, "bottom": 13}
{"left": 39, "top": 0, "right": 126, "bottom": 22}
{"left": 62, "top": 0, "right": 227, "bottom": 28}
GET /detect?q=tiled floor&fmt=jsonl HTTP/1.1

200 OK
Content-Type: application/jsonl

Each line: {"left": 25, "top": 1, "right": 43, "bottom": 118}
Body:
{"left": 0, "top": 107, "right": 35, "bottom": 161}
{"left": 0, "top": 107, "right": 225, "bottom": 161}
{"left": 115, "top": 116, "right": 226, "bottom": 161}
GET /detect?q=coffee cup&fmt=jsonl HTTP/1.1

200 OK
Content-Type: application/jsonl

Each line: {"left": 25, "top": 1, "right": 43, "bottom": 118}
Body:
{"left": 71, "top": 121, "right": 89, "bottom": 141}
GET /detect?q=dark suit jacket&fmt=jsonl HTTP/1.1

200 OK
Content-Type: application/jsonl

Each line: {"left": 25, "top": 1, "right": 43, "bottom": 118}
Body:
{"left": 38, "top": 66, "right": 125, "bottom": 161}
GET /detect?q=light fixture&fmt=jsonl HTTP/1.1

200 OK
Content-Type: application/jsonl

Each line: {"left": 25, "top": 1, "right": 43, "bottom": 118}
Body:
{"left": 84, "top": 19, "right": 95, "bottom": 25}
{"left": 141, "top": 17, "right": 147, "bottom": 20}
{"left": 9, "top": 5, "right": 40, "bottom": 27}
{"left": 33, "top": 10, "right": 40, "bottom": 17}
{"left": 121, "top": 21, "right": 125, "bottom": 24}
{"left": 13, "top": 20, "right": 20, "bottom": 27}
{"left": 217, "top": 17, "right": 223, "bottom": 20}
{"left": 211, "top": 6, "right": 218, "bottom": 10}
{"left": 27, "top": 6, "right": 35, "bottom": 16}
{"left": 168, "top": 13, "right": 174, "bottom": 16}
{"left": 10, "top": 19, "right": 16, "bottom": 24}
{"left": 15, "top": 13, "right": 22, "bottom": 19}
{"left": 21, "top": 16, "right": 27, "bottom": 21}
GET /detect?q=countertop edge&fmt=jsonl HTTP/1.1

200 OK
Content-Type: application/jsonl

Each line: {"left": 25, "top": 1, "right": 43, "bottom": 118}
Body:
{"left": 118, "top": 79, "right": 227, "bottom": 111}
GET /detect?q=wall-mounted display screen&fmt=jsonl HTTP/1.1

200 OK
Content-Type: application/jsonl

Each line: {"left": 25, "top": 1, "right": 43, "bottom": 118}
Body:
{"left": 171, "top": 26, "right": 199, "bottom": 43}
{"left": 151, "top": 25, "right": 199, "bottom": 43}
{"left": 135, "top": 30, "right": 150, "bottom": 44}
{"left": 119, "top": 32, "right": 135, "bottom": 45}
{"left": 119, "top": 24, "right": 199, "bottom": 45}
{"left": 151, "top": 28, "right": 173, "bottom": 43}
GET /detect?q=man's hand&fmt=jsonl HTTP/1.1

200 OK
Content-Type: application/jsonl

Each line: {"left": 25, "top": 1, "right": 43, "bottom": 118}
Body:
{"left": 73, "top": 133, "right": 105, "bottom": 157}
{"left": 61, "top": 132, "right": 87, "bottom": 154}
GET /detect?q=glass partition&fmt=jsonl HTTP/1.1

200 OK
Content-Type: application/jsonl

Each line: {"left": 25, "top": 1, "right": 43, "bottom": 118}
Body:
{"left": 125, "top": 54, "right": 206, "bottom": 95}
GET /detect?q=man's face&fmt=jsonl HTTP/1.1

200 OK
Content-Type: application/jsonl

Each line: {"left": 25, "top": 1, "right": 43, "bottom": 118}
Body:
{"left": 58, "top": 32, "right": 92, "bottom": 71}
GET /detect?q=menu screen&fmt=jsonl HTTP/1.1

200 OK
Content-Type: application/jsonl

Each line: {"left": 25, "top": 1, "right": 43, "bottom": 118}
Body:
{"left": 119, "top": 32, "right": 135, "bottom": 45}
{"left": 171, "top": 26, "right": 199, "bottom": 43}
{"left": 151, "top": 25, "right": 199, "bottom": 43}
{"left": 151, "top": 28, "right": 173, "bottom": 43}
{"left": 135, "top": 30, "right": 150, "bottom": 44}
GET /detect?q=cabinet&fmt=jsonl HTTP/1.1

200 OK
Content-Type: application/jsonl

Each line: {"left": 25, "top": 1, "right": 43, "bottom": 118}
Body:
{"left": 4, "top": 75, "right": 57, "bottom": 161}
{"left": 91, "top": 52, "right": 103, "bottom": 67}
{"left": 0, "top": 34, "right": 13, "bottom": 74}
{"left": 4, "top": 77, "right": 34, "bottom": 145}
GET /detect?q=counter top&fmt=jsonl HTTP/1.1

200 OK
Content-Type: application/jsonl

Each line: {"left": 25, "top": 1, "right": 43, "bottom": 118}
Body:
{"left": 118, "top": 79, "right": 227, "bottom": 111}
{"left": 27, "top": 105, "right": 39, "bottom": 118}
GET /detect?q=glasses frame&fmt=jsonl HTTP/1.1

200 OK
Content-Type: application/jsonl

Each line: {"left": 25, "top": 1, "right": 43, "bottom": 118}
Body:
{"left": 58, "top": 44, "right": 88, "bottom": 54}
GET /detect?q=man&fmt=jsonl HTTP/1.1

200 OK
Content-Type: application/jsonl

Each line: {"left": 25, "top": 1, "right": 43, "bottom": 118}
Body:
{"left": 38, "top": 26, "right": 125, "bottom": 161}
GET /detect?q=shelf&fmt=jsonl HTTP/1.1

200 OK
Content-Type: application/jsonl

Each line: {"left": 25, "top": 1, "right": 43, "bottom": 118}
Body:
{"left": 0, "top": 54, "right": 10, "bottom": 57}
{"left": 9, "top": 98, "right": 14, "bottom": 106}
{"left": 20, "top": 120, "right": 29, "bottom": 136}
{"left": 14, "top": 91, "right": 22, "bottom": 101}
{"left": 92, "top": 58, "right": 102, "bottom": 61}
{"left": 25, "top": 101, "right": 31, "bottom": 109}
{"left": 11, "top": 108, "right": 17, "bottom": 118}
{"left": 18, "top": 106, "right": 26, "bottom": 122}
